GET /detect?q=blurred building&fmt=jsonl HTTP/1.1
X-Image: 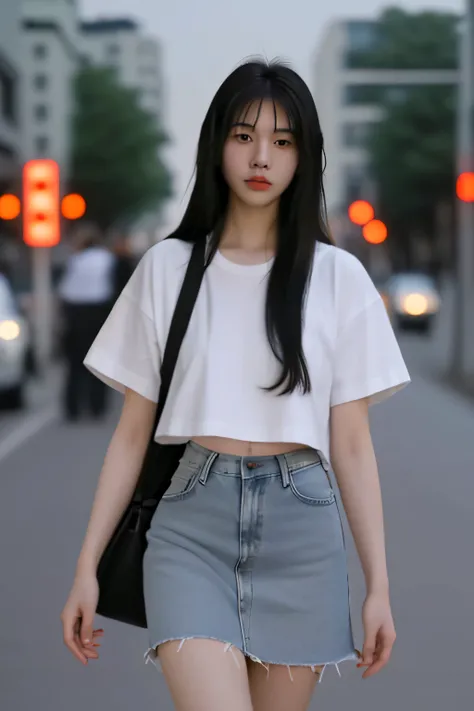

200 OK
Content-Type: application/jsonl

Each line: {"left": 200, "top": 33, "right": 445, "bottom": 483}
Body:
{"left": 79, "top": 17, "right": 166, "bottom": 248}
{"left": 0, "top": 0, "right": 22, "bottom": 193}
{"left": 80, "top": 18, "right": 164, "bottom": 128}
{"left": 20, "top": 0, "right": 81, "bottom": 176}
{"left": 314, "top": 19, "right": 458, "bottom": 244}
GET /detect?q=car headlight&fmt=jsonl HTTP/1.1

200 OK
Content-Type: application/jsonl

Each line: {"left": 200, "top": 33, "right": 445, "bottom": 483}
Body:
{"left": 0, "top": 320, "right": 21, "bottom": 341}
{"left": 401, "top": 293, "right": 429, "bottom": 316}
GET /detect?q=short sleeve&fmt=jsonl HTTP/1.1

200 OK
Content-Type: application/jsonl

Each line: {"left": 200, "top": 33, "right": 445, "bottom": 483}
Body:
{"left": 84, "top": 250, "right": 161, "bottom": 402}
{"left": 330, "top": 254, "right": 410, "bottom": 407}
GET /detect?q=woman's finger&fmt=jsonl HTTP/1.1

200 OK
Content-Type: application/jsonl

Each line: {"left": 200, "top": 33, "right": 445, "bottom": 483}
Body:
{"left": 63, "top": 617, "right": 88, "bottom": 665}
{"left": 78, "top": 610, "right": 95, "bottom": 648}
{"left": 74, "top": 630, "right": 99, "bottom": 651}
{"left": 361, "top": 632, "right": 376, "bottom": 666}
{"left": 80, "top": 632, "right": 102, "bottom": 646}
{"left": 362, "top": 647, "right": 392, "bottom": 678}
{"left": 362, "top": 630, "right": 394, "bottom": 678}
{"left": 73, "top": 632, "right": 99, "bottom": 658}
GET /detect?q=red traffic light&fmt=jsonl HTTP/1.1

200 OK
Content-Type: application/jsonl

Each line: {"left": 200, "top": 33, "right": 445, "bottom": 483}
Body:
{"left": 456, "top": 172, "right": 474, "bottom": 202}
{"left": 348, "top": 200, "right": 375, "bottom": 226}
{"left": 23, "top": 160, "right": 60, "bottom": 247}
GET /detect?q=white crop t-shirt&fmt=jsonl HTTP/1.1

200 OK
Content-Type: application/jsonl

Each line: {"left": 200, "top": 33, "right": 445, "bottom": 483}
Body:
{"left": 84, "top": 238, "right": 410, "bottom": 466}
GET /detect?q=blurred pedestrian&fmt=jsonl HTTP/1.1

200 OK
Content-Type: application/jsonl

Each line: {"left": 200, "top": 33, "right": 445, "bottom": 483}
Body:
{"left": 111, "top": 234, "right": 136, "bottom": 301}
{"left": 61, "top": 60, "right": 410, "bottom": 710}
{"left": 57, "top": 224, "right": 116, "bottom": 421}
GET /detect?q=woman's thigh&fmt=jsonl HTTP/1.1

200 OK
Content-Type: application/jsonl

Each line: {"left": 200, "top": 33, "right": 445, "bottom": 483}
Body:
{"left": 247, "top": 660, "right": 323, "bottom": 711}
{"left": 158, "top": 639, "right": 254, "bottom": 711}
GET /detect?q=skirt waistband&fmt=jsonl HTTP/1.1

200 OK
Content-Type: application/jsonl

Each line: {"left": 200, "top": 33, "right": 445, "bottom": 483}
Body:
{"left": 184, "top": 440, "right": 326, "bottom": 481}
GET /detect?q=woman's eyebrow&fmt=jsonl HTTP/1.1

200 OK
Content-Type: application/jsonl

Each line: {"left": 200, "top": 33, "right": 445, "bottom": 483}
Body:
{"left": 231, "top": 122, "right": 255, "bottom": 130}
{"left": 231, "top": 122, "right": 294, "bottom": 134}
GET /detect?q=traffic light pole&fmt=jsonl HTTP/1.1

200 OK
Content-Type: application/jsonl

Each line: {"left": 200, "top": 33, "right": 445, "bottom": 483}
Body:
{"left": 453, "top": 0, "right": 474, "bottom": 378}
{"left": 32, "top": 247, "right": 54, "bottom": 375}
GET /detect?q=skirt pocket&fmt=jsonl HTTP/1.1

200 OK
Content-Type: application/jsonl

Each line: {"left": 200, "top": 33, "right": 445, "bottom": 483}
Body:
{"left": 288, "top": 462, "right": 335, "bottom": 506}
{"left": 161, "top": 461, "right": 201, "bottom": 501}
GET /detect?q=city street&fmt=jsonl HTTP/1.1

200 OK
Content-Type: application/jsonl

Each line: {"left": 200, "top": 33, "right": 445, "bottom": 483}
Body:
{"left": 1, "top": 0, "right": 472, "bottom": 707}
{"left": 0, "top": 327, "right": 472, "bottom": 711}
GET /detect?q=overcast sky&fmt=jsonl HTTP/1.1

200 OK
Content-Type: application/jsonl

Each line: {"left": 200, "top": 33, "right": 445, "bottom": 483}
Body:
{"left": 81, "top": 0, "right": 461, "bottom": 228}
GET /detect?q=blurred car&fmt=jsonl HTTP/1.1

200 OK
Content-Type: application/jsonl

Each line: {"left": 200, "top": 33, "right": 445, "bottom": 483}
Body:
{"left": 385, "top": 272, "right": 441, "bottom": 334}
{"left": 0, "top": 274, "right": 30, "bottom": 408}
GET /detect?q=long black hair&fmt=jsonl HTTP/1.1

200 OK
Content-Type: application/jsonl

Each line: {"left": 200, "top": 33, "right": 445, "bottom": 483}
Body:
{"left": 168, "top": 58, "right": 333, "bottom": 395}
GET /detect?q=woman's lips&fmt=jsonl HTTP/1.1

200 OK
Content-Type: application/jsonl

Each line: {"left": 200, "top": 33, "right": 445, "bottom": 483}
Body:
{"left": 245, "top": 177, "right": 272, "bottom": 191}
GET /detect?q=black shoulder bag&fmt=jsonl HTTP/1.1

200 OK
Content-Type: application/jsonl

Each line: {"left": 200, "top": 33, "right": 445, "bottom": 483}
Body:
{"left": 96, "top": 239, "right": 206, "bottom": 628}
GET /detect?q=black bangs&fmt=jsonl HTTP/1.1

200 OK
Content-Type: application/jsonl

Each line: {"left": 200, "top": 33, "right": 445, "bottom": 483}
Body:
{"left": 225, "top": 91, "right": 297, "bottom": 133}
{"left": 218, "top": 69, "right": 302, "bottom": 145}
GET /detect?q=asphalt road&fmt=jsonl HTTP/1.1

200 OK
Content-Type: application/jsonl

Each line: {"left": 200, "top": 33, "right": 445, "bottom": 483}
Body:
{"left": 0, "top": 328, "right": 472, "bottom": 711}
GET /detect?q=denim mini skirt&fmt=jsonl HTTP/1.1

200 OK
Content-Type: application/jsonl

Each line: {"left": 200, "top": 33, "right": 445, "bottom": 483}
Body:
{"left": 143, "top": 441, "right": 359, "bottom": 681}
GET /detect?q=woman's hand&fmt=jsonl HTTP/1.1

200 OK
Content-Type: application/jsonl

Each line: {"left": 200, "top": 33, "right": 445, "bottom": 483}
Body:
{"left": 358, "top": 591, "right": 396, "bottom": 679}
{"left": 61, "top": 573, "right": 104, "bottom": 665}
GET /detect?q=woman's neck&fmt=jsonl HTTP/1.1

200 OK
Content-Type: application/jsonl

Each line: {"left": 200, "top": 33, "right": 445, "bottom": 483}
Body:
{"left": 219, "top": 195, "right": 278, "bottom": 254}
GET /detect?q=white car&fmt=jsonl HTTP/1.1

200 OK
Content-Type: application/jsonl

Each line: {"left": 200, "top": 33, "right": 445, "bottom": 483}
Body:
{"left": 386, "top": 272, "right": 441, "bottom": 334}
{"left": 0, "top": 275, "right": 30, "bottom": 408}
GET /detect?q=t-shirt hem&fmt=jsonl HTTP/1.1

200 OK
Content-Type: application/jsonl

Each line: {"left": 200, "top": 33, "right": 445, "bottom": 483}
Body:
{"left": 84, "top": 347, "right": 159, "bottom": 403}
{"left": 155, "top": 425, "right": 331, "bottom": 471}
{"left": 155, "top": 421, "right": 324, "bottom": 451}
{"left": 330, "top": 373, "right": 411, "bottom": 408}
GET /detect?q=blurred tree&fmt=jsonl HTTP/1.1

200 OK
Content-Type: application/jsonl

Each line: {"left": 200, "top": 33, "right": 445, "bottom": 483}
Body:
{"left": 349, "top": 7, "right": 459, "bottom": 70}
{"left": 70, "top": 67, "right": 172, "bottom": 231}
{"left": 368, "top": 85, "right": 456, "bottom": 270}
{"left": 363, "top": 8, "right": 459, "bottom": 271}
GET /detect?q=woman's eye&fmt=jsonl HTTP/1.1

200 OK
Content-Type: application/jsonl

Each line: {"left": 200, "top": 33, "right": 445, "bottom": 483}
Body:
{"left": 276, "top": 139, "right": 291, "bottom": 147}
{"left": 236, "top": 133, "right": 251, "bottom": 142}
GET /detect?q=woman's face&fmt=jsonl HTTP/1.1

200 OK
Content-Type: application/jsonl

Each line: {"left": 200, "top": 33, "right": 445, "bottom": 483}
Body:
{"left": 222, "top": 99, "right": 298, "bottom": 207}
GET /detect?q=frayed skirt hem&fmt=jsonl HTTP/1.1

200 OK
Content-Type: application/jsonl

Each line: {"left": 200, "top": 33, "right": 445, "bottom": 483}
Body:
{"left": 144, "top": 636, "right": 361, "bottom": 684}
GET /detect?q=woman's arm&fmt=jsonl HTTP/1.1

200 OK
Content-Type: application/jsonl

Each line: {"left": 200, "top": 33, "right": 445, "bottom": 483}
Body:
{"left": 330, "top": 397, "right": 388, "bottom": 594}
{"left": 330, "top": 397, "right": 396, "bottom": 679}
{"left": 76, "top": 388, "right": 157, "bottom": 576}
{"left": 62, "top": 388, "right": 156, "bottom": 664}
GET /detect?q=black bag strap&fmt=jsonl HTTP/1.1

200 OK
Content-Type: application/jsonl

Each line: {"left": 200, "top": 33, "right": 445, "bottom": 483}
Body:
{"left": 133, "top": 239, "right": 205, "bottom": 502}
{"left": 153, "top": 239, "right": 206, "bottom": 430}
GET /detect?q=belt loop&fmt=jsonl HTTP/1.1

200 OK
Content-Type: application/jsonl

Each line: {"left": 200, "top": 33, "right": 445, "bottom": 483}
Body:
{"left": 319, "top": 451, "right": 330, "bottom": 474}
{"left": 199, "top": 451, "right": 218, "bottom": 485}
{"left": 276, "top": 454, "right": 290, "bottom": 488}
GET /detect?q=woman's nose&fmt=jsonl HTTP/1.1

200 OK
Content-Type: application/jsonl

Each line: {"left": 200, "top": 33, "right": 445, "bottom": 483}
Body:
{"left": 251, "top": 157, "right": 269, "bottom": 169}
{"left": 250, "top": 140, "right": 270, "bottom": 170}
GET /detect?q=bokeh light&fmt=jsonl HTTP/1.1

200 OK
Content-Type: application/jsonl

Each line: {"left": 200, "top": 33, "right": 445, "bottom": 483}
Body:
{"left": 0, "top": 194, "right": 21, "bottom": 220}
{"left": 61, "top": 194, "right": 86, "bottom": 220}
{"left": 362, "top": 219, "right": 388, "bottom": 244}
{"left": 348, "top": 200, "right": 375, "bottom": 226}
{"left": 456, "top": 172, "right": 474, "bottom": 202}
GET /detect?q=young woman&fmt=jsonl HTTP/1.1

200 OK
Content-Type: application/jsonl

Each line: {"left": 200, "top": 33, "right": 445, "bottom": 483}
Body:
{"left": 61, "top": 60, "right": 410, "bottom": 711}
